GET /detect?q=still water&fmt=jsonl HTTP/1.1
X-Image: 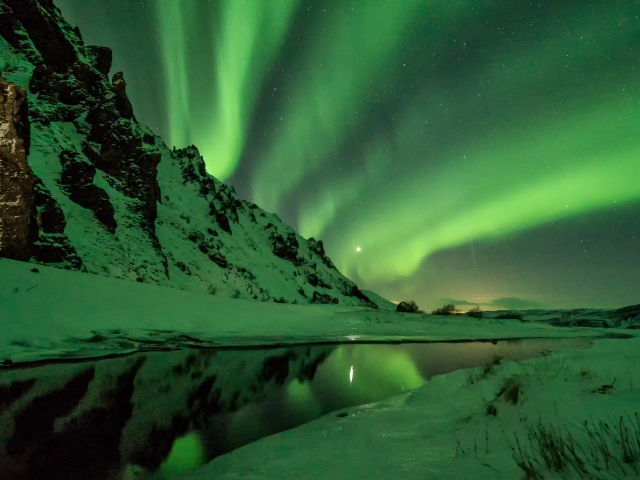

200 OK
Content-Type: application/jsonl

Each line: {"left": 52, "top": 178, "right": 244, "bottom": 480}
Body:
{"left": 0, "top": 338, "right": 592, "bottom": 479}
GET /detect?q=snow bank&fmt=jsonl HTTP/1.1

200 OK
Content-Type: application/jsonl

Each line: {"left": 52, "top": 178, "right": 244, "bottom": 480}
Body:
{"left": 0, "top": 258, "right": 604, "bottom": 364}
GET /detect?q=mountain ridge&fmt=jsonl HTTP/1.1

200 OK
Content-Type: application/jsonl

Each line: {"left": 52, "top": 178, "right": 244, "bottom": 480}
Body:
{"left": 0, "top": 0, "right": 377, "bottom": 308}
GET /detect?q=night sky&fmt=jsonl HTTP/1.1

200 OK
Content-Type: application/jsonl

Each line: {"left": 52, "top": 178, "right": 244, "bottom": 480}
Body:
{"left": 54, "top": 0, "right": 640, "bottom": 310}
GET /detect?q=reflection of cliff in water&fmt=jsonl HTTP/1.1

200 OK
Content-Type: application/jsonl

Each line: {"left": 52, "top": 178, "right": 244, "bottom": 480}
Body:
{"left": 0, "top": 346, "right": 334, "bottom": 480}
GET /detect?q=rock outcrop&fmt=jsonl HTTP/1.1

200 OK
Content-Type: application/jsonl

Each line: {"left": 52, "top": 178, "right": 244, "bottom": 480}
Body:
{"left": 0, "top": 77, "right": 36, "bottom": 261}
{"left": 0, "top": 0, "right": 377, "bottom": 307}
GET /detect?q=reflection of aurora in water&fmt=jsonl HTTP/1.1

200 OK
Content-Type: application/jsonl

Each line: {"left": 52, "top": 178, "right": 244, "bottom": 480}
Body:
{"left": 0, "top": 339, "right": 592, "bottom": 478}
{"left": 185, "top": 338, "right": 592, "bottom": 476}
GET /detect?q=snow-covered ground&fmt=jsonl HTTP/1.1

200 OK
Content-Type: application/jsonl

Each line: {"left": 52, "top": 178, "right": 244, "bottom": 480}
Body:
{"left": 2, "top": 258, "right": 639, "bottom": 479}
{"left": 0, "top": 257, "right": 607, "bottom": 365}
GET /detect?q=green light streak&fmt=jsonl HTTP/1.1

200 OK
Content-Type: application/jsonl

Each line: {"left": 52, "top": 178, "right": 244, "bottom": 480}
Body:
{"left": 157, "top": 1, "right": 191, "bottom": 149}
{"left": 157, "top": 0, "right": 297, "bottom": 179}
{"left": 198, "top": 0, "right": 298, "bottom": 179}
{"left": 331, "top": 93, "right": 640, "bottom": 282}
{"left": 152, "top": 0, "right": 637, "bottom": 297}
{"left": 290, "top": 2, "right": 640, "bottom": 284}
{"left": 252, "top": 1, "right": 471, "bottom": 212}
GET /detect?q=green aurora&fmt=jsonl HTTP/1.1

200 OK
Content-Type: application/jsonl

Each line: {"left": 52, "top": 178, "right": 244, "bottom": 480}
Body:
{"left": 54, "top": 0, "right": 640, "bottom": 308}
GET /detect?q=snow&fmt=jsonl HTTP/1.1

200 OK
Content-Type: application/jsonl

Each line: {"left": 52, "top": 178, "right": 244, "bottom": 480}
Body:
{"left": 4, "top": 257, "right": 637, "bottom": 478}
{"left": 0, "top": 257, "right": 606, "bottom": 365}
{"left": 1, "top": 260, "right": 638, "bottom": 480}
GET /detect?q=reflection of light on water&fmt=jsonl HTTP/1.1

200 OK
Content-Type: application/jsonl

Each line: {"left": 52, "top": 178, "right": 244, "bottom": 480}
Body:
{"left": 349, "top": 365, "right": 354, "bottom": 383}
{"left": 157, "top": 432, "right": 205, "bottom": 477}
{"left": 346, "top": 335, "right": 360, "bottom": 341}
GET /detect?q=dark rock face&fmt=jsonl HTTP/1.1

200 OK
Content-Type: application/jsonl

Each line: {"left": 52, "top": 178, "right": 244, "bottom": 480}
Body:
{"left": 306, "top": 273, "right": 319, "bottom": 287}
{"left": 208, "top": 252, "right": 228, "bottom": 268}
{"left": 0, "top": 0, "right": 77, "bottom": 72}
{"left": 175, "top": 145, "right": 216, "bottom": 196}
{"left": 311, "top": 291, "right": 339, "bottom": 305}
{"left": 271, "top": 231, "right": 300, "bottom": 264}
{"left": 86, "top": 46, "right": 112, "bottom": 77}
{"left": 307, "top": 237, "right": 325, "bottom": 256}
{"left": 0, "top": 78, "right": 37, "bottom": 261}
{"left": 58, "top": 150, "right": 117, "bottom": 233}
{"left": 84, "top": 111, "right": 161, "bottom": 235}
{"left": 0, "top": 0, "right": 377, "bottom": 307}
{"left": 110, "top": 71, "right": 134, "bottom": 120}
{"left": 350, "top": 286, "right": 376, "bottom": 308}
{"left": 31, "top": 178, "right": 83, "bottom": 268}
{"left": 215, "top": 211, "right": 232, "bottom": 234}
{"left": 307, "top": 237, "right": 335, "bottom": 268}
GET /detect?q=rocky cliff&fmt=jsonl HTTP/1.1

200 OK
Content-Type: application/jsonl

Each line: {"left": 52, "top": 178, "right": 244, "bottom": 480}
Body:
{"left": 0, "top": 0, "right": 376, "bottom": 307}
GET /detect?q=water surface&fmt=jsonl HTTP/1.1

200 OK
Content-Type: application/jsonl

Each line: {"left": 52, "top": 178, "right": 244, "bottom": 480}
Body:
{"left": 0, "top": 337, "right": 592, "bottom": 479}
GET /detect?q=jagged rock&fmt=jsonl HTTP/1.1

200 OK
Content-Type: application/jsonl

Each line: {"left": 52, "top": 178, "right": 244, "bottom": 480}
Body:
{"left": 111, "top": 71, "right": 134, "bottom": 120}
{"left": 84, "top": 116, "right": 161, "bottom": 234}
{"left": 86, "top": 45, "right": 112, "bottom": 77}
{"left": 350, "top": 286, "right": 377, "bottom": 308}
{"left": 58, "top": 150, "right": 117, "bottom": 233}
{"left": 31, "top": 179, "right": 83, "bottom": 268}
{"left": 307, "top": 237, "right": 334, "bottom": 268}
{"left": 0, "top": 77, "right": 37, "bottom": 261}
{"left": 307, "top": 237, "right": 325, "bottom": 256}
{"left": 271, "top": 231, "right": 300, "bottom": 264}
{"left": 1, "top": 0, "right": 76, "bottom": 72}
{"left": 311, "top": 291, "right": 338, "bottom": 305}
{"left": 175, "top": 146, "right": 216, "bottom": 197}
{"left": 215, "top": 211, "right": 232, "bottom": 234}
{"left": 0, "top": 0, "right": 378, "bottom": 308}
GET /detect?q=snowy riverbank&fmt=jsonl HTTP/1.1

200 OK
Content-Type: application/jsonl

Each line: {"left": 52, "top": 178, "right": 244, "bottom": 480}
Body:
{"left": 2, "top": 258, "right": 638, "bottom": 478}
{"left": 0, "top": 258, "right": 607, "bottom": 364}
{"left": 180, "top": 333, "right": 640, "bottom": 479}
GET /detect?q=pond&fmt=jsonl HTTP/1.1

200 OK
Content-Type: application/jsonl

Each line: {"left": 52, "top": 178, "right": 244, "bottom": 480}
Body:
{"left": 0, "top": 337, "right": 592, "bottom": 479}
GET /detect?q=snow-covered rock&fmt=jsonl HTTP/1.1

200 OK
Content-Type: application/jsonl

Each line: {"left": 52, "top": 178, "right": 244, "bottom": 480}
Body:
{"left": 0, "top": 0, "right": 376, "bottom": 307}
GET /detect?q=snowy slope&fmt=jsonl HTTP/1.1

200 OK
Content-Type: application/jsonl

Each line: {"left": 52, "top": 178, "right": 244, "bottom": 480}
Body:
{"left": 0, "top": 0, "right": 377, "bottom": 307}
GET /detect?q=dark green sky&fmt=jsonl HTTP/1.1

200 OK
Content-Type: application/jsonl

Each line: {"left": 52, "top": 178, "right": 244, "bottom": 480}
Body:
{"left": 54, "top": 0, "right": 640, "bottom": 310}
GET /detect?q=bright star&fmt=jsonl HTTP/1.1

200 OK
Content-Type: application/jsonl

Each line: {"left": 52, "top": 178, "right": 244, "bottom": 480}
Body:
{"left": 356, "top": 247, "right": 361, "bottom": 252}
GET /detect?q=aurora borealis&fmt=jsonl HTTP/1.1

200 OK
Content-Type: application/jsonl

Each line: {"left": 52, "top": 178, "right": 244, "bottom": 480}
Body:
{"left": 54, "top": 0, "right": 640, "bottom": 309}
